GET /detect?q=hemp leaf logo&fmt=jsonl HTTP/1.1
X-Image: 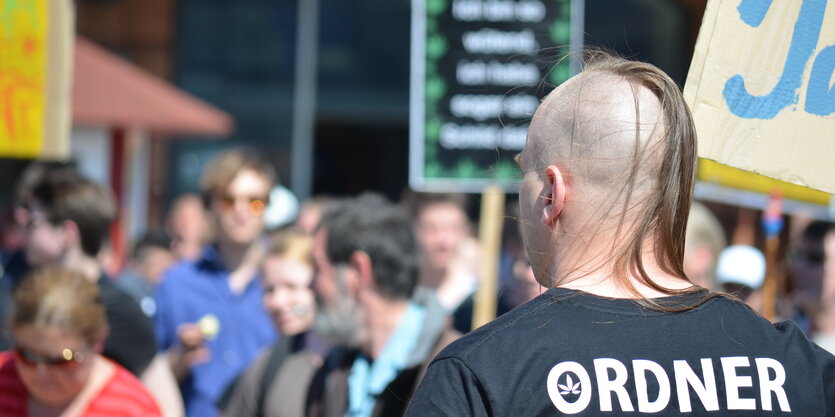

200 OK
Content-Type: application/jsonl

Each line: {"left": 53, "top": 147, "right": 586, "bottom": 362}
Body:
{"left": 558, "top": 374, "right": 581, "bottom": 396}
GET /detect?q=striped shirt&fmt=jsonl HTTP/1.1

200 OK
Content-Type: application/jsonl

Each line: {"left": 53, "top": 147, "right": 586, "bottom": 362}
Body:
{"left": 0, "top": 351, "right": 161, "bottom": 416}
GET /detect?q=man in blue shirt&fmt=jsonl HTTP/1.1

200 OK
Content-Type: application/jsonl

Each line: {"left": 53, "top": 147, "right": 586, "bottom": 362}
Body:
{"left": 155, "top": 148, "right": 278, "bottom": 417}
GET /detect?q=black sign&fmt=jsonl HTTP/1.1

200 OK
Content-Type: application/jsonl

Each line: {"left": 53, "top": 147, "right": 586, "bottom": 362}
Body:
{"left": 410, "top": 0, "right": 581, "bottom": 192}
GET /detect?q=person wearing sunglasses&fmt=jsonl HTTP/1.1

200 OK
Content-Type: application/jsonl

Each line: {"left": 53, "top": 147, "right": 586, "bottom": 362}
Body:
{"left": 154, "top": 148, "right": 279, "bottom": 417}
{"left": 0, "top": 266, "right": 160, "bottom": 416}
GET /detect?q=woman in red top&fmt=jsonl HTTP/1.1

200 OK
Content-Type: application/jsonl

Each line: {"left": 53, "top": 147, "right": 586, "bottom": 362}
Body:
{"left": 0, "top": 266, "right": 161, "bottom": 417}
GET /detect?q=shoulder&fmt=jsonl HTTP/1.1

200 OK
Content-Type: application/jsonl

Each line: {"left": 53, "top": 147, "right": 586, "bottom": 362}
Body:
{"left": 236, "top": 344, "right": 276, "bottom": 384}
{"left": 0, "top": 352, "right": 27, "bottom": 410}
{"left": 99, "top": 280, "right": 152, "bottom": 326}
{"left": 309, "top": 347, "right": 356, "bottom": 391}
{"left": 0, "top": 351, "right": 20, "bottom": 382}
{"left": 155, "top": 258, "right": 222, "bottom": 304}
{"left": 219, "top": 346, "right": 274, "bottom": 416}
{"left": 88, "top": 363, "right": 162, "bottom": 416}
{"left": 99, "top": 278, "right": 139, "bottom": 306}
{"left": 159, "top": 258, "right": 209, "bottom": 286}
{"left": 0, "top": 351, "right": 15, "bottom": 375}
{"left": 698, "top": 295, "right": 812, "bottom": 341}
{"left": 434, "top": 291, "right": 562, "bottom": 363}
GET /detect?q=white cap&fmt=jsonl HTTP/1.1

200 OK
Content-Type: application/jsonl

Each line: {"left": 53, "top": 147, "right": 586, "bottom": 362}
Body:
{"left": 716, "top": 245, "right": 766, "bottom": 289}
{"left": 263, "top": 185, "right": 299, "bottom": 230}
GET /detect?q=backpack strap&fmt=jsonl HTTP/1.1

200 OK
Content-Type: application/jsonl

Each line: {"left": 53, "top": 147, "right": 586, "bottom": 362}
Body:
{"left": 255, "top": 334, "right": 298, "bottom": 417}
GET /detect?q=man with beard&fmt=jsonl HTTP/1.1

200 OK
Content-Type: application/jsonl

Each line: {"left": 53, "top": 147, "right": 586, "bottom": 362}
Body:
{"left": 405, "top": 54, "right": 835, "bottom": 415}
{"left": 306, "top": 193, "right": 459, "bottom": 417}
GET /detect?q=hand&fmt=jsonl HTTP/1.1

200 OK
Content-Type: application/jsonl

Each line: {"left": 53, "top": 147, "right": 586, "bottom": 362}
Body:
{"left": 167, "top": 323, "right": 211, "bottom": 382}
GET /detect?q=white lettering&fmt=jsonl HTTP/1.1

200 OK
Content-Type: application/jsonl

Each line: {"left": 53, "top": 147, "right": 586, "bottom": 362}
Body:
{"left": 456, "top": 60, "right": 540, "bottom": 86}
{"left": 546, "top": 357, "right": 790, "bottom": 414}
{"left": 452, "top": 0, "right": 481, "bottom": 21}
{"left": 674, "top": 359, "right": 720, "bottom": 412}
{"left": 499, "top": 126, "right": 526, "bottom": 150}
{"left": 462, "top": 29, "right": 537, "bottom": 54}
{"left": 722, "top": 356, "right": 756, "bottom": 410}
{"left": 633, "top": 359, "right": 671, "bottom": 413}
{"left": 547, "top": 361, "right": 593, "bottom": 414}
{"left": 515, "top": 1, "right": 546, "bottom": 22}
{"left": 489, "top": 61, "right": 539, "bottom": 85}
{"left": 755, "top": 357, "right": 791, "bottom": 412}
{"left": 439, "top": 123, "right": 525, "bottom": 150}
{"left": 594, "top": 358, "right": 634, "bottom": 412}
{"left": 452, "top": 0, "right": 546, "bottom": 22}
{"left": 448, "top": 94, "right": 538, "bottom": 121}
{"left": 450, "top": 95, "right": 503, "bottom": 121}
{"left": 440, "top": 123, "right": 497, "bottom": 149}
{"left": 483, "top": 0, "right": 514, "bottom": 21}
{"left": 456, "top": 60, "right": 487, "bottom": 84}
{"left": 503, "top": 95, "right": 538, "bottom": 118}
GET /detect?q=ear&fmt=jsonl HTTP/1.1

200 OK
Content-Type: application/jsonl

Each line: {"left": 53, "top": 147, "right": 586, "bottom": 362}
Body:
{"left": 540, "top": 165, "right": 566, "bottom": 228}
{"left": 61, "top": 220, "right": 81, "bottom": 249}
{"left": 349, "top": 251, "right": 375, "bottom": 291}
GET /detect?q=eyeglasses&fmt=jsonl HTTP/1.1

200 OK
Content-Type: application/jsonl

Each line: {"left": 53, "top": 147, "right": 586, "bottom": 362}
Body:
{"left": 216, "top": 194, "right": 269, "bottom": 216}
{"left": 22, "top": 211, "right": 51, "bottom": 230}
{"left": 13, "top": 346, "right": 87, "bottom": 368}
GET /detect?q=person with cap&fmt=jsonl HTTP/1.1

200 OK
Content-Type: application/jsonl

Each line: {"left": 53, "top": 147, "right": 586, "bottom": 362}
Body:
{"left": 715, "top": 245, "right": 766, "bottom": 310}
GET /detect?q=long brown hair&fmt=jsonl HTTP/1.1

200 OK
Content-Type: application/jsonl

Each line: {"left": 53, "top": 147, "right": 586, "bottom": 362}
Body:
{"left": 581, "top": 52, "right": 708, "bottom": 310}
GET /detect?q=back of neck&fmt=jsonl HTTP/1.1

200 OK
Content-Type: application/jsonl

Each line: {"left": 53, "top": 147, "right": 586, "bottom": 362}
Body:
{"left": 363, "top": 297, "right": 410, "bottom": 359}
{"left": 61, "top": 249, "right": 102, "bottom": 282}
{"left": 552, "top": 237, "right": 692, "bottom": 299}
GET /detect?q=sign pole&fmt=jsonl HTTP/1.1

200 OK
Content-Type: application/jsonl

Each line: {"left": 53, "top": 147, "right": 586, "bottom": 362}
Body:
{"left": 472, "top": 185, "right": 504, "bottom": 329}
{"left": 290, "top": 0, "right": 319, "bottom": 202}
{"left": 762, "top": 191, "right": 784, "bottom": 321}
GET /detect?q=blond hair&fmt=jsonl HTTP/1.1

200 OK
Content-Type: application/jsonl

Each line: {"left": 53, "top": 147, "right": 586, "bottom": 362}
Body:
{"left": 13, "top": 267, "right": 107, "bottom": 345}
{"left": 268, "top": 229, "right": 313, "bottom": 266}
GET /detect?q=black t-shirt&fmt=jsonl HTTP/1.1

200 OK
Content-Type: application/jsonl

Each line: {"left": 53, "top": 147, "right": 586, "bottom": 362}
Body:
{"left": 98, "top": 276, "right": 158, "bottom": 376}
{"left": 406, "top": 287, "right": 835, "bottom": 416}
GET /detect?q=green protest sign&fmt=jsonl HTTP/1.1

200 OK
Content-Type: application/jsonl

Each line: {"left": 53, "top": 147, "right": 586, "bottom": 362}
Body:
{"left": 410, "top": 0, "right": 582, "bottom": 192}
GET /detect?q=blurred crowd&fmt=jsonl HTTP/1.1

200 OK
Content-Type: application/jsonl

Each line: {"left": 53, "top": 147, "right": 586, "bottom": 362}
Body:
{"left": 0, "top": 148, "right": 832, "bottom": 416}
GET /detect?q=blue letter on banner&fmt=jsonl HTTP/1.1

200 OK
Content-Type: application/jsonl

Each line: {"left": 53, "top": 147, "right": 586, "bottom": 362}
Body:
{"left": 723, "top": 0, "right": 827, "bottom": 119}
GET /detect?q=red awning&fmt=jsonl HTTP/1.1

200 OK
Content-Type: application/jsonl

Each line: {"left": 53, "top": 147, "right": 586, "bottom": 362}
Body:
{"left": 72, "top": 37, "right": 233, "bottom": 135}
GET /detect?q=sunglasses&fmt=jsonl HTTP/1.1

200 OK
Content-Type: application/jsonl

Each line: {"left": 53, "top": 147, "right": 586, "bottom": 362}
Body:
{"left": 13, "top": 346, "right": 87, "bottom": 368}
{"left": 22, "top": 211, "right": 52, "bottom": 230}
{"left": 216, "top": 194, "right": 269, "bottom": 216}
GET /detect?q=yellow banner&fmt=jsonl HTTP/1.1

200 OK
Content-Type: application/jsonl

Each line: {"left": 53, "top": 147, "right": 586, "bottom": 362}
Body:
{"left": 684, "top": 0, "right": 835, "bottom": 196}
{"left": 0, "top": 0, "right": 71, "bottom": 159}
{"left": 0, "top": 0, "right": 47, "bottom": 157}
{"left": 698, "top": 158, "right": 831, "bottom": 206}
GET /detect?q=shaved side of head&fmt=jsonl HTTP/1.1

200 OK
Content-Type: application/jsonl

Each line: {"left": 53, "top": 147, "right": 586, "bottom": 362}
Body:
{"left": 529, "top": 70, "right": 666, "bottom": 203}
{"left": 523, "top": 53, "right": 698, "bottom": 302}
